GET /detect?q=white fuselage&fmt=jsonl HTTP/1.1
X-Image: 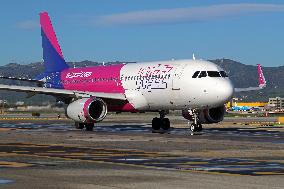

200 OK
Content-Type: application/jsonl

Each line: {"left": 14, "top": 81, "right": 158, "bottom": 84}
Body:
{"left": 120, "top": 59, "right": 234, "bottom": 111}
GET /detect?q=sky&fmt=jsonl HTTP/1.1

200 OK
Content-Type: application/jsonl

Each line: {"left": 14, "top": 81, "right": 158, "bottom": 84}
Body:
{"left": 0, "top": 0, "right": 284, "bottom": 67}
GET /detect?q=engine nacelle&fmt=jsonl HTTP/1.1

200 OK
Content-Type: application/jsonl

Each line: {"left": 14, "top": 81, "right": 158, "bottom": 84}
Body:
{"left": 66, "top": 98, "right": 107, "bottom": 123}
{"left": 182, "top": 105, "right": 225, "bottom": 124}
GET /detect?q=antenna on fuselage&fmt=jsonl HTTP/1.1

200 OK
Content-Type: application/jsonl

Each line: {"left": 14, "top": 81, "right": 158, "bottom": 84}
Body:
{"left": 192, "top": 53, "right": 196, "bottom": 60}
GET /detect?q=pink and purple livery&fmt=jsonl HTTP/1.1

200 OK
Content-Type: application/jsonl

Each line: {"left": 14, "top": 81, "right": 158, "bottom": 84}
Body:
{"left": 0, "top": 12, "right": 266, "bottom": 132}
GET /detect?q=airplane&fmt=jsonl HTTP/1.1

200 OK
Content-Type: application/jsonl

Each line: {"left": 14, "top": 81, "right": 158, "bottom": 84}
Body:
{"left": 0, "top": 12, "right": 266, "bottom": 132}
{"left": 231, "top": 106, "right": 251, "bottom": 111}
{"left": 229, "top": 101, "right": 252, "bottom": 111}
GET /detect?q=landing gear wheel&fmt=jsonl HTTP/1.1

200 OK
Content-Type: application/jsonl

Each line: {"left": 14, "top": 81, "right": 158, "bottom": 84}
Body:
{"left": 152, "top": 117, "right": 161, "bottom": 130}
{"left": 75, "top": 122, "right": 84, "bottom": 129}
{"left": 190, "top": 123, "right": 197, "bottom": 132}
{"left": 85, "top": 123, "right": 94, "bottom": 131}
{"left": 187, "top": 109, "right": 203, "bottom": 132}
{"left": 196, "top": 123, "right": 203, "bottom": 132}
{"left": 190, "top": 123, "right": 203, "bottom": 132}
{"left": 161, "top": 118, "right": 170, "bottom": 130}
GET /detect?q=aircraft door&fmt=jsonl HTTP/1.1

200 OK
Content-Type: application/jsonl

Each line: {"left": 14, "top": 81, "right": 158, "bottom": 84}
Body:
{"left": 171, "top": 63, "right": 187, "bottom": 106}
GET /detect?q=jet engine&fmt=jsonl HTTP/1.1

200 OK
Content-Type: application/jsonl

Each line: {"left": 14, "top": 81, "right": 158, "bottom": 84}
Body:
{"left": 66, "top": 98, "right": 107, "bottom": 123}
{"left": 182, "top": 105, "right": 225, "bottom": 124}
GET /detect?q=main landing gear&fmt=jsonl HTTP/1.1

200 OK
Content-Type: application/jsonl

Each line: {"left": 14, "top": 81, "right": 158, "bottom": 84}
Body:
{"left": 152, "top": 111, "right": 170, "bottom": 131}
{"left": 189, "top": 110, "right": 203, "bottom": 132}
{"left": 75, "top": 122, "right": 95, "bottom": 131}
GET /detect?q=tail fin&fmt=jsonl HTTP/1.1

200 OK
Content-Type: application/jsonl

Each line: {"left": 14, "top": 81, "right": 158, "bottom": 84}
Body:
{"left": 234, "top": 64, "right": 266, "bottom": 92}
{"left": 257, "top": 64, "right": 266, "bottom": 88}
{"left": 40, "top": 12, "right": 69, "bottom": 73}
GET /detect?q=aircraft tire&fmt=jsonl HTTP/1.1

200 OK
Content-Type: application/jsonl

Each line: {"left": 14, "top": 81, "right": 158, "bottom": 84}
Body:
{"left": 85, "top": 123, "right": 94, "bottom": 131}
{"left": 75, "top": 122, "right": 84, "bottom": 129}
{"left": 190, "top": 123, "right": 197, "bottom": 132}
{"left": 197, "top": 123, "right": 203, "bottom": 132}
{"left": 190, "top": 123, "right": 202, "bottom": 132}
{"left": 161, "top": 118, "right": 170, "bottom": 130}
{"left": 152, "top": 117, "right": 161, "bottom": 130}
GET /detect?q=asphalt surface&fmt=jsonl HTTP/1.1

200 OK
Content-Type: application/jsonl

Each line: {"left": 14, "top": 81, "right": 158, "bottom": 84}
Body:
{"left": 0, "top": 113, "right": 283, "bottom": 189}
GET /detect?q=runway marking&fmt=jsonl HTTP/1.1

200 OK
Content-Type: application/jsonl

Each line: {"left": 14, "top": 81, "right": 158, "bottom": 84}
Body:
{"left": 0, "top": 143, "right": 283, "bottom": 176}
{"left": 0, "top": 128, "right": 14, "bottom": 131}
{"left": 0, "top": 161, "right": 33, "bottom": 168}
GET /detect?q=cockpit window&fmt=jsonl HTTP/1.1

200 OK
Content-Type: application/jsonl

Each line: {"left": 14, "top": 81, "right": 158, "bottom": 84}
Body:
{"left": 192, "top": 71, "right": 200, "bottom": 78}
{"left": 220, "top": 71, "right": 228, "bottom": 77}
{"left": 192, "top": 70, "right": 228, "bottom": 78}
{"left": 207, "top": 71, "right": 221, "bottom": 77}
{"left": 198, "top": 71, "right": 207, "bottom": 78}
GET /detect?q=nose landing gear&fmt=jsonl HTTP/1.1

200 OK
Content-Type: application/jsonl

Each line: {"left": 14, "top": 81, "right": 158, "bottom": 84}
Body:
{"left": 152, "top": 111, "right": 170, "bottom": 131}
{"left": 188, "top": 110, "right": 203, "bottom": 132}
{"left": 190, "top": 122, "right": 202, "bottom": 132}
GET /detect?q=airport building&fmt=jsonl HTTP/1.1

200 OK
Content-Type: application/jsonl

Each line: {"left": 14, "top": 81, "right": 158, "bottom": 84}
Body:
{"left": 268, "top": 97, "right": 284, "bottom": 109}
{"left": 226, "top": 101, "right": 267, "bottom": 109}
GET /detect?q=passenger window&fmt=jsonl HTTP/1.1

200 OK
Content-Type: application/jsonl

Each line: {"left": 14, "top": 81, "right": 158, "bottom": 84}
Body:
{"left": 207, "top": 71, "right": 221, "bottom": 77}
{"left": 192, "top": 71, "right": 200, "bottom": 78}
{"left": 198, "top": 71, "right": 207, "bottom": 78}
{"left": 220, "top": 71, "right": 228, "bottom": 77}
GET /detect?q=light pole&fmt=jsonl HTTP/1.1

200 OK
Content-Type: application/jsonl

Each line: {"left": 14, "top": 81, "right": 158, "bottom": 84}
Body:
{"left": 0, "top": 100, "right": 6, "bottom": 114}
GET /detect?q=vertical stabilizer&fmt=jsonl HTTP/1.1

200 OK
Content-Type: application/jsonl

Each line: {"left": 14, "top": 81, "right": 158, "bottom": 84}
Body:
{"left": 40, "top": 12, "right": 69, "bottom": 73}
{"left": 257, "top": 64, "right": 266, "bottom": 88}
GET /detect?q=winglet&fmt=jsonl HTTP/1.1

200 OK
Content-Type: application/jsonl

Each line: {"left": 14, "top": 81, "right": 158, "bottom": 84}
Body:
{"left": 257, "top": 64, "right": 266, "bottom": 88}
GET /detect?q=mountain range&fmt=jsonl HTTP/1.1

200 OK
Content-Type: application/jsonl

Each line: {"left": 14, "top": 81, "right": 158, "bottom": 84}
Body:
{"left": 0, "top": 59, "right": 282, "bottom": 105}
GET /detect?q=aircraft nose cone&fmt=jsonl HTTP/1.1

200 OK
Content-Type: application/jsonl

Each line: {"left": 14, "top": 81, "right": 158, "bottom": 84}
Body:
{"left": 211, "top": 79, "right": 234, "bottom": 106}
{"left": 221, "top": 80, "right": 234, "bottom": 102}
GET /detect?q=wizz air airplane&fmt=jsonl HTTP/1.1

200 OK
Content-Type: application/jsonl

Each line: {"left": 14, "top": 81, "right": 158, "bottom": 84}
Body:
{"left": 0, "top": 12, "right": 266, "bottom": 132}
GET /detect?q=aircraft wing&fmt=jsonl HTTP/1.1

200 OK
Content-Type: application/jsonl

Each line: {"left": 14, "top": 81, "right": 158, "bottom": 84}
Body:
{"left": 0, "top": 84, "right": 126, "bottom": 100}
{"left": 0, "top": 76, "right": 44, "bottom": 83}
{"left": 234, "top": 64, "right": 266, "bottom": 92}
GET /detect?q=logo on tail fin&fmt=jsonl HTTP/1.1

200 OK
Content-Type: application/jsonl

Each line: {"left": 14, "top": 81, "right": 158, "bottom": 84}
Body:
{"left": 257, "top": 64, "right": 266, "bottom": 88}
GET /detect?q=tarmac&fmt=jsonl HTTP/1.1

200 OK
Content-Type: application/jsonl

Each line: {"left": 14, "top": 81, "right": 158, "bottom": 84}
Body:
{"left": 0, "top": 113, "right": 283, "bottom": 189}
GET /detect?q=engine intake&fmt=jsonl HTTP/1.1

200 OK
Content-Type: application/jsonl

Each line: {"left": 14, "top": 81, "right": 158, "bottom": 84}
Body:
{"left": 182, "top": 105, "right": 225, "bottom": 124}
{"left": 200, "top": 106, "right": 225, "bottom": 123}
{"left": 66, "top": 98, "right": 107, "bottom": 123}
